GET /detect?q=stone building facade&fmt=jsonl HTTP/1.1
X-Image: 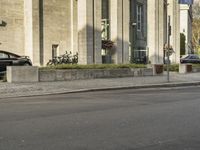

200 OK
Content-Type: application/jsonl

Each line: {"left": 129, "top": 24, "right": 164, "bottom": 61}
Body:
{"left": 0, "top": 0, "right": 181, "bottom": 66}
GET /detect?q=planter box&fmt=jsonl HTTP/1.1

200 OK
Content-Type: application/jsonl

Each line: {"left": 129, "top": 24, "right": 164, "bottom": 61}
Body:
{"left": 7, "top": 66, "right": 39, "bottom": 83}
{"left": 39, "top": 68, "right": 153, "bottom": 82}
{"left": 6, "top": 67, "right": 154, "bottom": 83}
{"left": 179, "top": 64, "right": 192, "bottom": 74}
{"left": 148, "top": 64, "right": 164, "bottom": 75}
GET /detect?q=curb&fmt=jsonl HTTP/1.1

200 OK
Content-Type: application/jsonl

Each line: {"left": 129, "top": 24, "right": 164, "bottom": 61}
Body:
{"left": 60, "top": 81, "right": 200, "bottom": 94}
{"left": 1, "top": 81, "right": 200, "bottom": 99}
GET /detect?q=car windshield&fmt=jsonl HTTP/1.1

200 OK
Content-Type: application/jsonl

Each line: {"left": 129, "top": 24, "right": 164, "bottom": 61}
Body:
{"left": 9, "top": 54, "right": 18, "bottom": 58}
{"left": 188, "top": 55, "right": 199, "bottom": 59}
{"left": 0, "top": 52, "right": 9, "bottom": 59}
{"left": 181, "top": 55, "right": 189, "bottom": 59}
{"left": 181, "top": 55, "right": 200, "bottom": 59}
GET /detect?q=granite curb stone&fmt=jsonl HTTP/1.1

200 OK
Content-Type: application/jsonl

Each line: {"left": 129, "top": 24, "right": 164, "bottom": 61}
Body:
{"left": 0, "top": 72, "right": 200, "bottom": 99}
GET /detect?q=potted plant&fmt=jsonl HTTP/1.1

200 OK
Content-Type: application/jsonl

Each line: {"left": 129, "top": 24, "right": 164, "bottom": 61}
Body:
{"left": 102, "top": 39, "right": 114, "bottom": 64}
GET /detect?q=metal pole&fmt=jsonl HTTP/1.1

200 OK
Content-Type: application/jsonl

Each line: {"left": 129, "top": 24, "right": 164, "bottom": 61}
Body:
{"left": 167, "top": 15, "right": 171, "bottom": 82}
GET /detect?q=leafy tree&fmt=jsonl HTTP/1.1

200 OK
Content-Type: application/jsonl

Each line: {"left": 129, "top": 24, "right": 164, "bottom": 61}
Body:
{"left": 193, "top": 1, "right": 200, "bottom": 19}
{"left": 192, "top": 2, "right": 200, "bottom": 54}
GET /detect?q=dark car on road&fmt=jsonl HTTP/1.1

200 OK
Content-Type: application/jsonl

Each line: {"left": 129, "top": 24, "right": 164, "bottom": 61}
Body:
{"left": 0, "top": 50, "right": 32, "bottom": 72}
{"left": 180, "top": 54, "right": 200, "bottom": 64}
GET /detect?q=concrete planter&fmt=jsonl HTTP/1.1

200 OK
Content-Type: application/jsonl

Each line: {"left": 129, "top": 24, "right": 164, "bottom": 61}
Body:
{"left": 147, "top": 64, "right": 164, "bottom": 75}
{"left": 39, "top": 68, "right": 153, "bottom": 82}
{"left": 7, "top": 66, "right": 39, "bottom": 83}
{"left": 179, "top": 64, "right": 192, "bottom": 74}
{"left": 6, "top": 66, "right": 154, "bottom": 83}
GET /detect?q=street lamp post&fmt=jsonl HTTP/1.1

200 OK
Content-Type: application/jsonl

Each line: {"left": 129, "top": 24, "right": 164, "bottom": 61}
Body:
{"left": 167, "top": 15, "right": 171, "bottom": 82}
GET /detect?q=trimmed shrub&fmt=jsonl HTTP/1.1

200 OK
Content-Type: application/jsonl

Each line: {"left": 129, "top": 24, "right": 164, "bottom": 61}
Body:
{"left": 41, "top": 64, "right": 147, "bottom": 70}
{"left": 164, "top": 64, "right": 179, "bottom": 72}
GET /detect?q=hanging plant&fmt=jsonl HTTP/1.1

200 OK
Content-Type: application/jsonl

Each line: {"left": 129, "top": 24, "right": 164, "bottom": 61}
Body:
{"left": 102, "top": 40, "right": 114, "bottom": 49}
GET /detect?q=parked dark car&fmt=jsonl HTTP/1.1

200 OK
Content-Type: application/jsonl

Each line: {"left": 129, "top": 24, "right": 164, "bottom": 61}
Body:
{"left": 180, "top": 54, "right": 200, "bottom": 64}
{"left": 0, "top": 50, "right": 32, "bottom": 72}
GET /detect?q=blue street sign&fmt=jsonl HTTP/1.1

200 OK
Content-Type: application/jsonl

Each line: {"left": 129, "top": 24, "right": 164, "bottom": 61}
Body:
{"left": 179, "top": 0, "right": 193, "bottom": 4}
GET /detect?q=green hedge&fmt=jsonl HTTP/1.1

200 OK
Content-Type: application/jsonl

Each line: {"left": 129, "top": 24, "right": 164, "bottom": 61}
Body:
{"left": 164, "top": 64, "right": 179, "bottom": 72}
{"left": 192, "top": 64, "right": 200, "bottom": 68}
{"left": 42, "top": 63, "right": 200, "bottom": 72}
{"left": 164, "top": 64, "right": 200, "bottom": 72}
{"left": 41, "top": 64, "right": 147, "bottom": 70}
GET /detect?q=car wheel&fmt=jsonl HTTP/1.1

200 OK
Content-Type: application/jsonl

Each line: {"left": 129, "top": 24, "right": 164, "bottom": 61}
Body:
{"left": 23, "top": 62, "right": 31, "bottom": 66}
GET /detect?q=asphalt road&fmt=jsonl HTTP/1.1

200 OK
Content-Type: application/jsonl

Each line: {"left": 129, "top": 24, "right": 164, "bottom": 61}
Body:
{"left": 1, "top": 86, "right": 200, "bottom": 150}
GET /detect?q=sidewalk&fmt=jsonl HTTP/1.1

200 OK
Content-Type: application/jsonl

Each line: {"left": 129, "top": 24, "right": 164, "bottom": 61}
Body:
{"left": 0, "top": 72, "right": 200, "bottom": 99}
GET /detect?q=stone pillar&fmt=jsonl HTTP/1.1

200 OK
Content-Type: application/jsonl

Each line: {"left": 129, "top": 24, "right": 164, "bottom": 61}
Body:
{"left": 77, "top": 0, "right": 102, "bottom": 64}
{"left": 180, "top": 4, "right": 192, "bottom": 54}
{"left": 71, "top": 0, "right": 78, "bottom": 54}
{"left": 24, "top": 0, "right": 34, "bottom": 62}
{"left": 122, "top": 0, "right": 130, "bottom": 64}
{"left": 168, "top": 0, "right": 180, "bottom": 64}
{"left": 147, "top": 0, "right": 165, "bottom": 64}
{"left": 110, "top": 0, "right": 130, "bottom": 64}
{"left": 24, "top": 0, "right": 41, "bottom": 66}
{"left": 94, "top": 0, "right": 102, "bottom": 64}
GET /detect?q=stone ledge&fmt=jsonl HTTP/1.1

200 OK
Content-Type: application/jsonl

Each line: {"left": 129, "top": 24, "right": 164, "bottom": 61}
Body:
{"left": 39, "top": 68, "right": 153, "bottom": 82}
{"left": 6, "top": 67, "right": 154, "bottom": 83}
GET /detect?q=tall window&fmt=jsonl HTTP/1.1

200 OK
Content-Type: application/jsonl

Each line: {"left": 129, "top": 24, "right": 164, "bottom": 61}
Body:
{"left": 101, "top": 0, "right": 110, "bottom": 40}
{"left": 137, "top": 4, "right": 142, "bottom": 31}
{"left": 102, "top": 0, "right": 109, "bottom": 20}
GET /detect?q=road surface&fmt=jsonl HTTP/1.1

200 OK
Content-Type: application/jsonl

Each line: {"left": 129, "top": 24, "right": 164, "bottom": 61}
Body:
{"left": 1, "top": 86, "right": 200, "bottom": 150}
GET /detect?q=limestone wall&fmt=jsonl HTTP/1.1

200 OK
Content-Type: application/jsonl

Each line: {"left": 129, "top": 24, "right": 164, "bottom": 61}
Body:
{"left": 0, "top": 0, "right": 25, "bottom": 55}
{"left": 24, "top": 0, "right": 78, "bottom": 65}
{"left": 42, "top": 0, "right": 73, "bottom": 64}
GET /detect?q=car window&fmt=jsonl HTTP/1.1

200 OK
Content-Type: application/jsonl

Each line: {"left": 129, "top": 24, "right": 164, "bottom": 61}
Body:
{"left": 189, "top": 55, "right": 199, "bottom": 59}
{"left": 0, "top": 52, "right": 9, "bottom": 59}
{"left": 192, "top": 56, "right": 196, "bottom": 59}
{"left": 186, "top": 55, "right": 191, "bottom": 59}
{"left": 188, "top": 56, "right": 193, "bottom": 59}
{"left": 193, "top": 55, "right": 200, "bottom": 59}
{"left": 181, "top": 55, "right": 188, "bottom": 59}
{"left": 9, "top": 54, "right": 18, "bottom": 58}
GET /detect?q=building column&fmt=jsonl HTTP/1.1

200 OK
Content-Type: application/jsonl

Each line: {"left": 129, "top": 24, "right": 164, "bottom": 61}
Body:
{"left": 24, "top": 0, "right": 34, "bottom": 63}
{"left": 110, "top": 0, "right": 130, "bottom": 64}
{"left": 71, "top": 0, "right": 78, "bottom": 54}
{"left": 180, "top": 4, "right": 192, "bottom": 54}
{"left": 168, "top": 0, "right": 180, "bottom": 63}
{"left": 94, "top": 0, "right": 102, "bottom": 64}
{"left": 24, "top": 0, "right": 42, "bottom": 66}
{"left": 77, "top": 0, "right": 102, "bottom": 64}
{"left": 147, "top": 0, "right": 165, "bottom": 64}
{"left": 123, "top": 0, "right": 130, "bottom": 64}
